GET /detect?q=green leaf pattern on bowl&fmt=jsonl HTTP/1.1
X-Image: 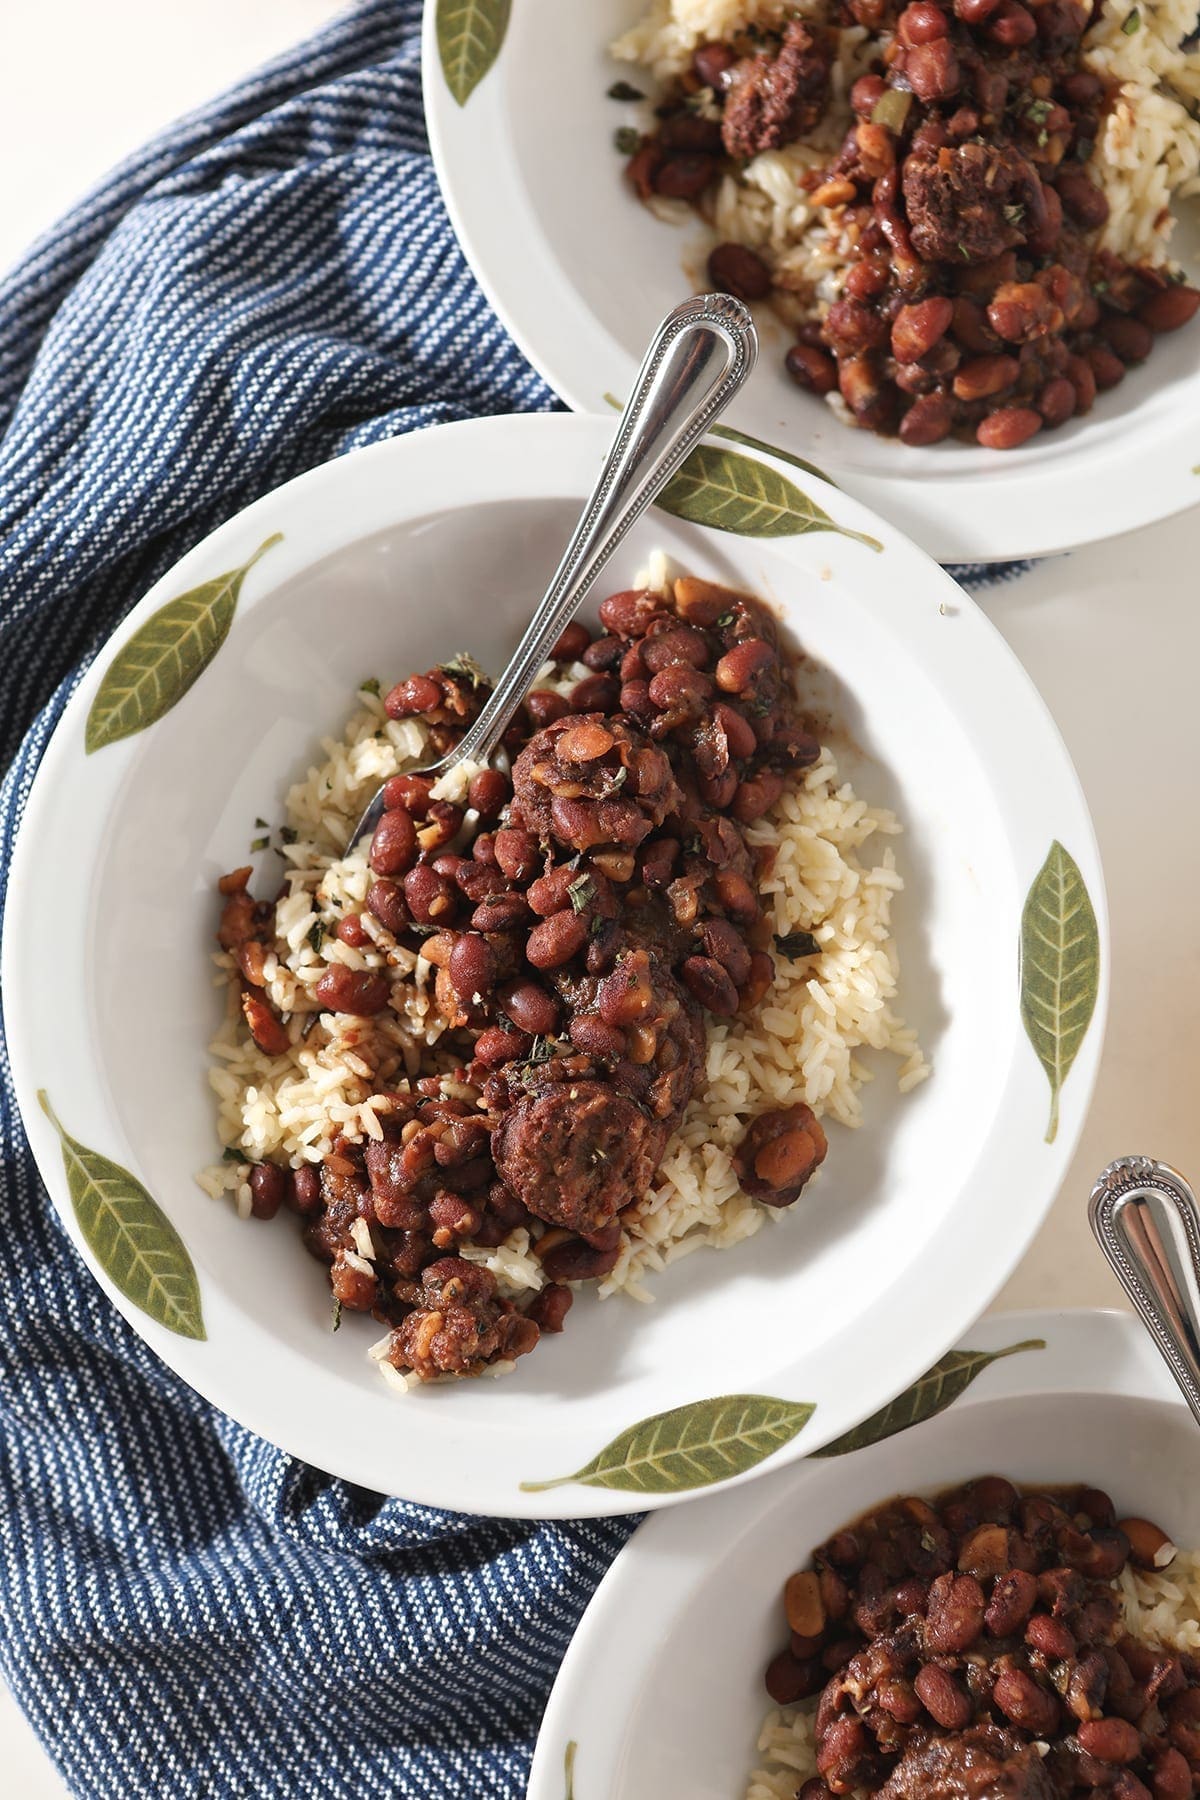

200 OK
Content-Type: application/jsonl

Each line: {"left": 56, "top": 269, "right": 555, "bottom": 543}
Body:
{"left": 1019, "top": 840, "right": 1101, "bottom": 1144}
{"left": 38, "top": 1091, "right": 206, "bottom": 1341}
{"left": 520, "top": 1394, "right": 815, "bottom": 1495}
{"left": 811, "top": 1339, "right": 1046, "bottom": 1457}
{"left": 437, "top": 0, "right": 511, "bottom": 106}
{"left": 85, "top": 533, "right": 282, "bottom": 752}
{"left": 657, "top": 444, "right": 882, "bottom": 550}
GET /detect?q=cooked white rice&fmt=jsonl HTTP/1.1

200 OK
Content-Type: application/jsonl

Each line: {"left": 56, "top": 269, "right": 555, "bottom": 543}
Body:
{"left": 612, "top": 0, "right": 1200, "bottom": 314}
{"left": 745, "top": 1546, "right": 1200, "bottom": 1798}
{"left": 199, "top": 555, "right": 927, "bottom": 1388}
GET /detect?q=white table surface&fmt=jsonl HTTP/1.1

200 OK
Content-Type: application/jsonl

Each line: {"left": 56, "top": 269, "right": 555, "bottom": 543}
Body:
{"left": 2, "top": 1, "right": 1195, "bottom": 1792}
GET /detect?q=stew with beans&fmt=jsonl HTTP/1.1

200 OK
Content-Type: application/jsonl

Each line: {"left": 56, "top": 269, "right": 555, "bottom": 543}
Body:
{"left": 625, "top": 7, "right": 1200, "bottom": 447}
{"left": 218, "top": 578, "right": 830, "bottom": 1383}
{"left": 765, "top": 1475, "right": 1199, "bottom": 1797}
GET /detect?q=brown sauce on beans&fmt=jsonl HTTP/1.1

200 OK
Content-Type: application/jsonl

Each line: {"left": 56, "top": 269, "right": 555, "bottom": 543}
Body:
{"left": 767, "top": 1475, "right": 1196, "bottom": 1798}
{"left": 624, "top": 7, "right": 1200, "bottom": 448}
{"left": 215, "top": 578, "right": 831, "bottom": 1383}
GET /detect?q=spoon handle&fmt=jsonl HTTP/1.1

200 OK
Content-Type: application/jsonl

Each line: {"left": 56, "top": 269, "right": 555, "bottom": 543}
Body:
{"left": 445, "top": 292, "right": 757, "bottom": 772}
{"left": 1089, "top": 1155, "right": 1200, "bottom": 1429}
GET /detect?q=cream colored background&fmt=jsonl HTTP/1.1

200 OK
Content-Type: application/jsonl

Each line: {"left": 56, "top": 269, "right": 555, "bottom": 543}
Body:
{"left": 1, "top": 0, "right": 1191, "bottom": 1791}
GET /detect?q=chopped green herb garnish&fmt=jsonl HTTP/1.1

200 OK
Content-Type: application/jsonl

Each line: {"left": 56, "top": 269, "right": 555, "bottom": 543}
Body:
{"left": 307, "top": 921, "right": 326, "bottom": 954}
{"left": 254, "top": 816, "right": 268, "bottom": 829}
{"left": 568, "top": 874, "right": 596, "bottom": 914}
{"left": 589, "top": 914, "right": 606, "bottom": 938}
{"left": 222, "top": 1146, "right": 246, "bottom": 1164}
{"left": 1074, "top": 136, "right": 1094, "bottom": 162}
{"left": 1003, "top": 203, "right": 1025, "bottom": 226}
{"left": 608, "top": 765, "right": 628, "bottom": 790}
{"left": 359, "top": 676, "right": 381, "bottom": 695}
{"left": 1036, "top": 129, "right": 1049, "bottom": 148}
{"left": 607, "top": 79, "right": 645, "bottom": 101}
{"left": 1093, "top": 279, "right": 1109, "bottom": 295}
{"left": 251, "top": 835, "right": 269, "bottom": 852}
{"left": 958, "top": 243, "right": 971, "bottom": 261}
{"left": 715, "top": 610, "right": 735, "bottom": 627}
{"left": 775, "top": 929, "right": 822, "bottom": 960}
{"left": 1122, "top": 7, "right": 1141, "bottom": 31}
{"left": 1024, "top": 98, "right": 1053, "bottom": 126}
{"left": 440, "top": 651, "right": 488, "bottom": 689}
{"left": 331, "top": 1297, "right": 343, "bottom": 1332}
{"left": 614, "top": 126, "right": 641, "bottom": 155}
{"left": 280, "top": 826, "right": 297, "bottom": 845}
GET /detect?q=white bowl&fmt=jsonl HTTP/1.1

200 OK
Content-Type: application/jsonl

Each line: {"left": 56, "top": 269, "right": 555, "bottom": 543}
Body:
{"left": 528, "top": 1308, "right": 1196, "bottom": 1799}
{"left": 423, "top": 0, "right": 1200, "bottom": 563}
{"left": 2, "top": 414, "right": 1105, "bottom": 1517}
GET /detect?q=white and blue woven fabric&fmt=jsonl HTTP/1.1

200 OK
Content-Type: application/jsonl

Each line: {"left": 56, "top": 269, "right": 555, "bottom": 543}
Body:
{"left": 0, "top": 4, "right": 1025, "bottom": 1795}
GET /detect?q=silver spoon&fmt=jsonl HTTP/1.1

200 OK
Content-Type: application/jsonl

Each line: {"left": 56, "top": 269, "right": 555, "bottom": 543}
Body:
{"left": 348, "top": 292, "right": 758, "bottom": 850}
{"left": 1089, "top": 1155, "right": 1200, "bottom": 1428}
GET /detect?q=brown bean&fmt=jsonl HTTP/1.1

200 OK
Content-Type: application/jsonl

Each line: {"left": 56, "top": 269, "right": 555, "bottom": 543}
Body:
{"left": 336, "top": 913, "right": 370, "bottom": 949}
{"left": 473, "top": 1024, "right": 532, "bottom": 1068}
{"left": 825, "top": 298, "right": 891, "bottom": 353}
{"left": 701, "top": 917, "right": 752, "bottom": 985}
{"left": 314, "top": 966, "right": 390, "bottom": 1016}
{"left": 642, "top": 627, "right": 710, "bottom": 673}
{"left": 448, "top": 932, "right": 496, "bottom": 1001}
{"left": 498, "top": 978, "right": 559, "bottom": 1036}
{"left": 899, "top": 392, "right": 953, "bottom": 445}
{"left": 993, "top": 1666, "right": 1059, "bottom": 1736}
{"left": 957, "top": 1523, "right": 1012, "bottom": 1580}
{"left": 648, "top": 665, "right": 714, "bottom": 713}
{"left": 598, "top": 953, "right": 654, "bottom": 1026}
{"left": 249, "top": 1162, "right": 285, "bottom": 1220}
{"left": 454, "top": 860, "right": 505, "bottom": 903}
{"left": 952, "top": 295, "right": 999, "bottom": 355}
{"left": 977, "top": 406, "right": 1043, "bottom": 449}
{"left": 925, "top": 1572, "right": 986, "bottom": 1653}
{"left": 1037, "top": 376, "right": 1077, "bottom": 427}
{"left": 899, "top": 0, "right": 950, "bottom": 40}
{"left": 582, "top": 634, "right": 623, "bottom": 672}
{"left": 417, "top": 801, "right": 463, "bottom": 852}
{"left": 985, "top": 1569, "right": 1038, "bottom": 1635}
{"left": 915, "top": 1664, "right": 972, "bottom": 1730}
{"left": 708, "top": 241, "right": 773, "bottom": 302}
{"left": 1139, "top": 284, "right": 1200, "bottom": 333}
{"left": 568, "top": 673, "right": 620, "bottom": 713}
{"left": 713, "top": 701, "right": 757, "bottom": 761}
{"left": 1119, "top": 1517, "right": 1177, "bottom": 1572}
{"left": 1086, "top": 345, "right": 1126, "bottom": 391}
{"left": 681, "top": 954, "right": 739, "bottom": 1016}
{"left": 286, "top": 1163, "right": 321, "bottom": 1216}
{"left": 403, "top": 863, "right": 458, "bottom": 925}
{"left": 1151, "top": 1747, "right": 1192, "bottom": 1800}
{"left": 1067, "top": 352, "right": 1098, "bottom": 413}
{"left": 766, "top": 1651, "right": 825, "bottom": 1706}
{"left": 618, "top": 678, "right": 652, "bottom": 720}
{"left": 785, "top": 342, "right": 838, "bottom": 396}
{"left": 850, "top": 73, "right": 888, "bottom": 114}
{"left": 493, "top": 828, "right": 541, "bottom": 883}
{"left": 1079, "top": 1719, "right": 1142, "bottom": 1765}
{"left": 1056, "top": 167, "right": 1110, "bottom": 229}
{"left": 526, "top": 689, "right": 570, "bottom": 729}
{"left": 1111, "top": 1776, "right": 1153, "bottom": 1800}
{"left": 906, "top": 37, "right": 961, "bottom": 101}
{"left": 891, "top": 296, "right": 954, "bottom": 363}
{"left": 989, "top": 0, "right": 1036, "bottom": 40}
{"left": 557, "top": 720, "right": 616, "bottom": 762}
{"left": 753, "top": 1130, "right": 820, "bottom": 1192}
{"left": 241, "top": 991, "right": 290, "bottom": 1055}
{"left": 732, "top": 771, "right": 785, "bottom": 823}
{"left": 714, "top": 868, "right": 759, "bottom": 925}
{"left": 370, "top": 806, "right": 419, "bottom": 878}
{"left": 954, "top": 353, "right": 1019, "bottom": 400}
{"left": 540, "top": 1234, "right": 621, "bottom": 1282}
{"left": 569, "top": 1013, "right": 627, "bottom": 1059}
{"left": 845, "top": 258, "right": 889, "bottom": 302}
{"left": 653, "top": 153, "right": 718, "bottom": 201}
{"left": 526, "top": 910, "right": 588, "bottom": 970}
{"left": 598, "top": 588, "right": 661, "bottom": 638}
{"left": 1100, "top": 312, "right": 1154, "bottom": 365}
{"left": 552, "top": 621, "right": 590, "bottom": 663}
{"left": 467, "top": 768, "right": 510, "bottom": 819}
{"left": 527, "top": 1282, "right": 573, "bottom": 1334}
{"left": 693, "top": 39, "right": 737, "bottom": 87}
{"left": 715, "top": 637, "right": 774, "bottom": 694}
{"left": 384, "top": 673, "right": 440, "bottom": 719}
{"left": 1026, "top": 1611, "right": 1076, "bottom": 1658}
{"left": 470, "top": 891, "right": 528, "bottom": 934}
{"left": 383, "top": 772, "right": 434, "bottom": 814}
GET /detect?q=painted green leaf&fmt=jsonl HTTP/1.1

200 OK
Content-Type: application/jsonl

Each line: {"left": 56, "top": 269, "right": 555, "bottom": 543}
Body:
{"left": 710, "top": 423, "right": 841, "bottom": 490}
{"left": 657, "top": 445, "right": 881, "bottom": 551}
{"left": 520, "top": 1393, "right": 814, "bottom": 1495}
{"left": 812, "top": 1340, "right": 1045, "bottom": 1457}
{"left": 38, "top": 1091, "right": 206, "bottom": 1340}
{"left": 437, "top": 0, "right": 511, "bottom": 105}
{"left": 85, "top": 533, "right": 282, "bottom": 752}
{"left": 564, "top": 1740, "right": 577, "bottom": 1800}
{"left": 1019, "top": 840, "right": 1100, "bottom": 1144}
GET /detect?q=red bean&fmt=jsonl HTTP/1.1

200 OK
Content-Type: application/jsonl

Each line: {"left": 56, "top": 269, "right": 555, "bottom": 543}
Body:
{"left": 1078, "top": 1719, "right": 1142, "bottom": 1765}
{"left": 989, "top": 0, "right": 1036, "bottom": 41}
{"left": 285, "top": 1163, "right": 321, "bottom": 1216}
{"left": 732, "top": 771, "right": 784, "bottom": 823}
{"left": 681, "top": 954, "right": 739, "bottom": 1015}
{"left": 899, "top": 0, "right": 950, "bottom": 41}
{"left": 418, "top": 801, "right": 462, "bottom": 852}
{"left": 925, "top": 1572, "right": 986, "bottom": 1653}
{"left": 850, "top": 74, "right": 887, "bottom": 115}
{"left": 952, "top": 295, "right": 999, "bottom": 354}
{"left": 844, "top": 258, "right": 889, "bottom": 302}
{"left": 403, "top": 863, "right": 458, "bottom": 924}
{"left": 786, "top": 342, "right": 838, "bottom": 395}
{"left": 597, "top": 954, "right": 654, "bottom": 1026}
{"left": 977, "top": 406, "right": 1043, "bottom": 449}
{"left": 526, "top": 910, "right": 588, "bottom": 970}
{"left": 540, "top": 1235, "right": 621, "bottom": 1282}
{"left": 336, "top": 913, "right": 370, "bottom": 948}
{"left": 568, "top": 673, "right": 620, "bottom": 713}
{"left": 384, "top": 673, "right": 441, "bottom": 719}
{"left": 1066, "top": 352, "right": 1097, "bottom": 414}
{"left": 249, "top": 1162, "right": 285, "bottom": 1220}
{"left": 648, "top": 665, "right": 713, "bottom": 713}
{"left": 715, "top": 637, "right": 774, "bottom": 694}
{"left": 526, "top": 690, "right": 570, "bottom": 730}
{"left": 314, "top": 966, "right": 390, "bottom": 1015}
{"left": 552, "top": 621, "right": 590, "bottom": 662}
{"left": 470, "top": 891, "right": 528, "bottom": 934}
{"left": 569, "top": 1013, "right": 627, "bottom": 1058}
{"left": 582, "top": 634, "right": 623, "bottom": 672}
{"left": 653, "top": 153, "right": 718, "bottom": 201}
{"left": 1086, "top": 345, "right": 1126, "bottom": 391}
{"left": 493, "top": 829, "right": 541, "bottom": 883}
{"left": 766, "top": 1651, "right": 826, "bottom": 1706}
{"left": 905, "top": 37, "right": 960, "bottom": 101}
{"left": 1152, "top": 1747, "right": 1192, "bottom": 1800}
{"left": 1139, "top": 284, "right": 1200, "bottom": 333}
{"left": 708, "top": 241, "right": 773, "bottom": 302}
{"left": 619, "top": 679, "right": 653, "bottom": 720}
{"left": 715, "top": 868, "right": 759, "bottom": 924}
{"left": 527, "top": 1282, "right": 573, "bottom": 1333}
{"left": 993, "top": 1666, "right": 1059, "bottom": 1736}
{"left": 1037, "top": 376, "right": 1076, "bottom": 427}
{"left": 498, "top": 979, "right": 559, "bottom": 1036}
{"left": 473, "top": 1024, "right": 532, "bottom": 1068}
{"left": 467, "top": 768, "right": 510, "bottom": 818}
{"left": 448, "top": 932, "right": 496, "bottom": 1001}
{"left": 825, "top": 298, "right": 891, "bottom": 353}
{"left": 642, "top": 627, "right": 710, "bottom": 673}
{"left": 382, "top": 773, "right": 434, "bottom": 815}
{"left": 713, "top": 702, "right": 757, "bottom": 760}
{"left": 915, "top": 1664, "right": 971, "bottom": 1730}
{"left": 985, "top": 1569, "right": 1038, "bottom": 1635}
{"left": 1056, "top": 167, "right": 1110, "bottom": 229}
{"left": 598, "top": 588, "right": 661, "bottom": 638}
{"left": 693, "top": 40, "right": 737, "bottom": 88}
{"left": 891, "top": 296, "right": 954, "bottom": 363}
{"left": 899, "top": 392, "right": 953, "bottom": 445}
{"left": 453, "top": 860, "right": 505, "bottom": 903}
{"left": 1100, "top": 312, "right": 1154, "bottom": 364}
{"left": 369, "top": 807, "right": 418, "bottom": 877}
{"left": 700, "top": 917, "right": 752, "bottom": 985}
{"left": 955, "top": 0, "right": 1003, "bottom": 17}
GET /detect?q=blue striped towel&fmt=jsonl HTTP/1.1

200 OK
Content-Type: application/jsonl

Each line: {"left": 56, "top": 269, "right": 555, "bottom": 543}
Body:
{"left": 0, "top": 3, "right": 1024, "bottom": 1795}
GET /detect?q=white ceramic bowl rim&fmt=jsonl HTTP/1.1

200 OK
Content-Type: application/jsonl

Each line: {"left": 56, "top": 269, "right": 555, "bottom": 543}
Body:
{"left": 2, "top": 415, "right": 1106, "bottom": 1518}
